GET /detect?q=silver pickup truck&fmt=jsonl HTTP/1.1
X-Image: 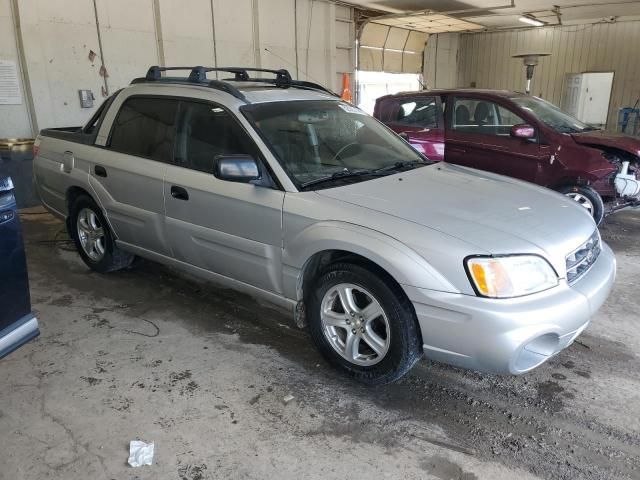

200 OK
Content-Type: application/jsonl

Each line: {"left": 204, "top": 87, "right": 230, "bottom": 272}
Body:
{"left": 34, "top": 66, "right": 616, "bottom": 384}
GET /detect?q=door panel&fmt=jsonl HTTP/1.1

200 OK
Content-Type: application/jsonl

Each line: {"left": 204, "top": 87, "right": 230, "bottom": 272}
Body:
{"left": 0, "top": 177, "right": 39, "bottom": 358}
{"left": 90, "top": 95, "right": 178, "bottom": 255}
{"left": 395, "top": 125, "right": 445, "bottom": 161}
{"left": 163, "top": 99, "right": 284, "bottom": 293}
{"left": 88, "top": 154, "right": 170, "bottom": 255}
{"left": 445, "top": 96, "right": 546, "bottom": 182}
{"left": 164, "top": 166, "right": 284, "bottom": 293}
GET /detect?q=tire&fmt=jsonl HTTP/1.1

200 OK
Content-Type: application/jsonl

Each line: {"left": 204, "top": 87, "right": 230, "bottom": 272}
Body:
{"left": 69, "top": 195, "right": 134, "bottom": 273}
{"left": 558, "top": 185, "right": 605, "bottom": 225}
{"left": 306, "top": 262, "right": 423, "bottom": 385}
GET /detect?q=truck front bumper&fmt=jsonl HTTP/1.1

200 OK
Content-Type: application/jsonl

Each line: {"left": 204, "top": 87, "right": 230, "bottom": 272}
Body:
{"left": 403, "top": 242, "right": 616, "bottom": 375}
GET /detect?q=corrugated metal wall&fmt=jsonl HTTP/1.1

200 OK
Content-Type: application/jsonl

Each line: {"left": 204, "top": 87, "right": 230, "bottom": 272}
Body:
{"left": 457, "top": 21, "right": 640, "bottom": 130}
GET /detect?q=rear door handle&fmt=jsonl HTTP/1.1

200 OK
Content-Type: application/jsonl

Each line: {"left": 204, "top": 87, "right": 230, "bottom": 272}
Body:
{"left": 170, "top": 185, "right": 189, "bottom": 201}
{"left": 94, "top": 165, "right": 107, "bottom": 177}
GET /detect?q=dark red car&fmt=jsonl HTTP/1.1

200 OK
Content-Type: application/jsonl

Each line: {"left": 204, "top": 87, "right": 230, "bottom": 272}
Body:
{"left": 374, "top": 89, "right": 640, "bottom": 224}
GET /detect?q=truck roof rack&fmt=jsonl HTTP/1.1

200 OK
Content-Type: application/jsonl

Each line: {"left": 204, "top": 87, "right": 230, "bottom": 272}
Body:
{"left": 130, "top": 66, "right": 338, "bottom": 102}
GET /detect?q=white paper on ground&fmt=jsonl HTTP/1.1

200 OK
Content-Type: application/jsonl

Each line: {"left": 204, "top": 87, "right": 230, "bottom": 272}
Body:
{"left": 128, "top": 440, "right": 154, "bottom": 467}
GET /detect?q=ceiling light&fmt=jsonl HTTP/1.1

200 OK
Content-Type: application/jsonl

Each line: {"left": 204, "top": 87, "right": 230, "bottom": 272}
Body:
{"left": 519, "top": 15, "right": 544, "bottom": 27}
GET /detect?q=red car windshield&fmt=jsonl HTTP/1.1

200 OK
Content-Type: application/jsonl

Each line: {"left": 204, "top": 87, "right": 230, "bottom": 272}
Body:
{"left": 512, "top": 96, "right": 595, "bottom": 134}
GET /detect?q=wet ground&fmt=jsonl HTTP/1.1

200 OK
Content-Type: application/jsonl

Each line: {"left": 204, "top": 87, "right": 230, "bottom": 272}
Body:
{"left": 1, "top": 207, "right": 639, "bottom": 480}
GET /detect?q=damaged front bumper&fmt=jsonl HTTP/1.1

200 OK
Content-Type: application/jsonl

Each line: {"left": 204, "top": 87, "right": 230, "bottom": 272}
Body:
{"left": 403, "top": 242, "right": 616, "bottom": 375}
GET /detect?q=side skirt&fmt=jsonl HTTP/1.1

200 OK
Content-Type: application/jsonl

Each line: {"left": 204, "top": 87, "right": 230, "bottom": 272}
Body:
{"left": 116, "top": 241, "right": 297, "bottom": 315}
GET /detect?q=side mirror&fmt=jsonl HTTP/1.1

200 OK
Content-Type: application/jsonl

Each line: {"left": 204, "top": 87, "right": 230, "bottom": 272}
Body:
{"left": 214, "top": 155, "right": 260, "bottom": 183}
{"left": 510, "top": 123, "right": 536, "bottom": 139}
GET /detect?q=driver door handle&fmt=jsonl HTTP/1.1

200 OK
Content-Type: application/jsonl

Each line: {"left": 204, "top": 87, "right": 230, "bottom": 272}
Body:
{"left": 170, "top": 185, "right": 189, "bottom": 201}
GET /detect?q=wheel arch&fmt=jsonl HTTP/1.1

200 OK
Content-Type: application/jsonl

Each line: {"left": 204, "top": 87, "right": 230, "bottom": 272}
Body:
{"left": 66, "top": 185, "right": 93, "bottom": 209}
{"left": 65, "top": 186, "right": 94, "bottom": 234}
{"left": 547, "top": 173, "right": 598, "bottom": 190}
{"left": 284, "top": 221, "right": 457, "bottom": 302}
{"left": 64, "top": 185, "right": 119, "bottom": 240}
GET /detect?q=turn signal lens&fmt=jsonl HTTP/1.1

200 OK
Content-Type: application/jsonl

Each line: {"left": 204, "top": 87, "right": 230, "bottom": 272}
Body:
{"left": 466, "top": 255, "right": 558, "bottom": 298}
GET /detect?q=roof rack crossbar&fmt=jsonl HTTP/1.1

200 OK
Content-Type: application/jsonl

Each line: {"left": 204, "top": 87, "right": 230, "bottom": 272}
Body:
{"left": 138, "top": 65, "right": 337, "bottom": 99}
{"left": 190, "top": 66, "right": 292, "bottom": 84}
{"left": 227, "top": 76, "right": 337, "bottom": 97}
{"left": 145, "top": 66, "right": 197, "bottom": 81}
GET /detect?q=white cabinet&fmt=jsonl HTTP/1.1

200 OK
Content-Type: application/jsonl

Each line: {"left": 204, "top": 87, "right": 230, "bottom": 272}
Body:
{"left": 561, "top": 72, "right": 614, "bottom": 128}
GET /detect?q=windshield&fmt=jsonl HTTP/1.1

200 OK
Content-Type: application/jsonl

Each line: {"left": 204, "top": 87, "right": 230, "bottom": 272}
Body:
{"left": 512, "top": 95, "right": 594, "bottom": 134}
{"left": 241, "top": 100, "right": 428, "bottom": 190}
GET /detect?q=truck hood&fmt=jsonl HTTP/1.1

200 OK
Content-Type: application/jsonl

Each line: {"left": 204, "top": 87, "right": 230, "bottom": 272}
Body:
{"left": 316, "top": 163, "right": 596, "bottom": 275}
{"left": 571, "top": 130, "right": 640, "bottom": 156}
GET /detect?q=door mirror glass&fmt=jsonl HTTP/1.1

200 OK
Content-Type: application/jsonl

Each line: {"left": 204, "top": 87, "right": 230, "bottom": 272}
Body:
{"left": 214, "top": 155, "right": 260, "bottom": 183}
{"left": 510, "top": 123, "right": 536, "bottom": 139}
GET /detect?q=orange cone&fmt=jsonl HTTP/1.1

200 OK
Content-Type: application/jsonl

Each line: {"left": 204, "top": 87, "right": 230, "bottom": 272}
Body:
{"left": 340, "top": 72, "right": 352, "bottom": 103}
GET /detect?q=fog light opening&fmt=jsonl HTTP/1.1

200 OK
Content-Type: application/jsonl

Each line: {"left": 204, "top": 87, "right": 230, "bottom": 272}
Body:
{"left": 514, "top": 333, "right": 560, "bottom": 373}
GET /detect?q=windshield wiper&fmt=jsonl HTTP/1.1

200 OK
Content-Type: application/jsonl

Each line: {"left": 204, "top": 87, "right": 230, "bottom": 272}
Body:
{"left": 300, "top": 169, "right": 378, "bottom": 189}
{"left": 374, "top": 159, "right": 429, "bottom": 173}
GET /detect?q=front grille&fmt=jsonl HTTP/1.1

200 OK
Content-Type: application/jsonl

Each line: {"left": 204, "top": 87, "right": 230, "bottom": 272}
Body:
{"left": 566, "top": 230, "right": 601, "bottom": 284}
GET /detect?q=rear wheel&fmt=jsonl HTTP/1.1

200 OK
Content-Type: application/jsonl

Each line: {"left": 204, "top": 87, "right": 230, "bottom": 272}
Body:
{"left": 306, "top": 262, "right": 422, "bottom": 385}
{"left": 558, "top": 185, "right": 604, "bottom": 225}
{"left": 70, "top": 195, "right": 134, "bottom": 273}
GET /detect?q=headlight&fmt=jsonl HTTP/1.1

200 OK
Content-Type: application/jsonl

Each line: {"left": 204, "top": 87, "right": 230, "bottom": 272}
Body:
{"left": 465, "top": 255, "right": 558, "bottom": 298}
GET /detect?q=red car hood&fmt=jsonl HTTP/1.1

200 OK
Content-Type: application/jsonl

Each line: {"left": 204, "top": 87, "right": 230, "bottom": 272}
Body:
{"left": 571, "top": 130, "right": 640, "bottom": 156}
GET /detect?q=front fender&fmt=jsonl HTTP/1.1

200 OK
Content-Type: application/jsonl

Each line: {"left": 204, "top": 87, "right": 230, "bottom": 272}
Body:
{"left": 282, "top": 220, "right": 459, "bottom": 300}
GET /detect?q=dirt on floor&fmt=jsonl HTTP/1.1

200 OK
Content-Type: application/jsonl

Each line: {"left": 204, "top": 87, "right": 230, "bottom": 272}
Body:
{"left": 0, "top": 208, "right": 639, "bottom": 480}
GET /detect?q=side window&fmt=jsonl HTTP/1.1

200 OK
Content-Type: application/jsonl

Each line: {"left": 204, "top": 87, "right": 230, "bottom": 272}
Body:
{"left": 109, "top": 97, "right": 178, "bottom": 162}
{"left": 452, "top": 97, "right": 525, "bottom": 136}
{"left": 393, "top": 97, "right": 438, "bottom": 128}
{"left": 175, "top": 101, "right": 260, "bottom": 173}
{"left": 495, "top": 105, "right": 525, "bottom": 135}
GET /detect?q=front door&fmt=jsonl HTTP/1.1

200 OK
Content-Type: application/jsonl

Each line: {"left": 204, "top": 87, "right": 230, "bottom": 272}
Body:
{"left": 445, "top": 96, "right": 546, "bottom": 182}
{"left": 90, "top": 96, "right": 178, "bottom": 256}
{"left": 0, "top": 176, "right": 39, "bottom": 358}
{"left": 164, "top": 99, "right": 285, "bottom": 293}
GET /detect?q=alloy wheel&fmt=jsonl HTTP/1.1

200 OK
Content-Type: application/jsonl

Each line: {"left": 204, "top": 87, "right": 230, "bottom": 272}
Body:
{"left": 76, "top": 207, "right": 106, "bottom": 261}
{"left": 320, "top": 283, "right": 391, "bottom": 366}
{"left": 565, "top": 192, "right": 594, "bottom": 216}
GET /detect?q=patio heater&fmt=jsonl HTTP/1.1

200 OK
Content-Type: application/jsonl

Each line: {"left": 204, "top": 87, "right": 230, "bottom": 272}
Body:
{"left": 512, "top": 52, "right": 551, "bottom": 95}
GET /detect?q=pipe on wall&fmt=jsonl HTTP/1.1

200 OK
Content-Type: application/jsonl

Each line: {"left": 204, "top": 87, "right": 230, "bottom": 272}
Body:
{"left": 9, "top": 0, "right": 38, "bottom": 136}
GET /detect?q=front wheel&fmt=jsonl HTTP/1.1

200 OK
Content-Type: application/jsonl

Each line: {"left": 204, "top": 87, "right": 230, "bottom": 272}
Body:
{"left": 306, "top": 262, "right": 423, "bottom": 385}
{"left": 558, "top": 185, "right": 605, "bottom": 225}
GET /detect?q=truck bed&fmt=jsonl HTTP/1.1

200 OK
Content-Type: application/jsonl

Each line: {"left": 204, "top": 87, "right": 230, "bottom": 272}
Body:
{"left": 38, "top": 89, "right": 122, "bottom": 146}
{"left": 39, "top": 127, "right": 97, "bottom": 145}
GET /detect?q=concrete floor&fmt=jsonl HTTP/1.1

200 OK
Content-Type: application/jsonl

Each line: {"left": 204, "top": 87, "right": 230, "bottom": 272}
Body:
{"left": 1, "top": 208, "right": 639, "bottom": 480}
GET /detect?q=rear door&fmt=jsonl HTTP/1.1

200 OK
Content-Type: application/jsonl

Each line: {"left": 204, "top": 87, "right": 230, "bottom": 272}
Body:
{"left": 378, "top": 96, "right": 444, "bottom": 160}
{"left": 163, "top": 99, "right": 285, "bottom": 293}
{"left": 0, "top": 177, "right": 39, "bottom": 358}
{"left": 90, "top": 96, "right": 178, "bottom": 256}
{"left": 445, "top": 96, "right": 547, "bottom": 182}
